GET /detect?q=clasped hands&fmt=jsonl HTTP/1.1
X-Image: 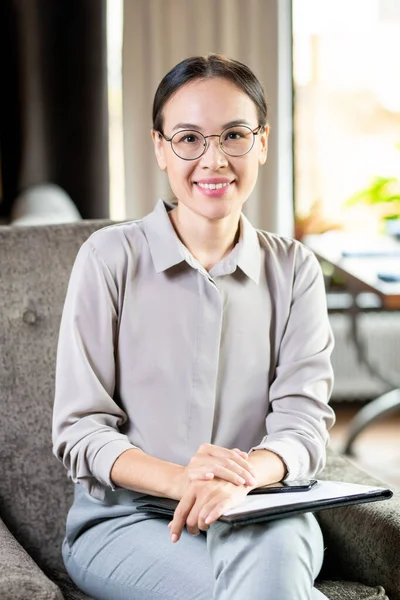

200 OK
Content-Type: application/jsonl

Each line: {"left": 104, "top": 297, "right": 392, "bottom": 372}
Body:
{"left": 168, "top": 443, "right": 258, "bottom": 543}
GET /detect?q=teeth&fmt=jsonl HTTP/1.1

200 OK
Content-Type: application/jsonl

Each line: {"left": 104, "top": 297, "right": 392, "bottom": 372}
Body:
{"left": 197, "top": 182, "right": 230, "bottom": 190}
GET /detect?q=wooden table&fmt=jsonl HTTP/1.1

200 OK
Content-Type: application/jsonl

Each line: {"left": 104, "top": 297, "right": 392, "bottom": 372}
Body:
{"left": 304, "top": 233, "right": 400, "bottom": 454}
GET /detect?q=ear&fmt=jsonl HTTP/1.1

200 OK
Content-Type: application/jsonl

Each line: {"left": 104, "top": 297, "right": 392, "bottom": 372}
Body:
{"left": 152, "top": 129, "right": 167, "bottom": 170}
{"left": 258, "top": 125, "right": 269, "bottom": 165}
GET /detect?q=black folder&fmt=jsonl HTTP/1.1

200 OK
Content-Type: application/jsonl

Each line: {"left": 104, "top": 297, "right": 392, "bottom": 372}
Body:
{"left": 135, "top": 480, "right": 393, "bottom": 527}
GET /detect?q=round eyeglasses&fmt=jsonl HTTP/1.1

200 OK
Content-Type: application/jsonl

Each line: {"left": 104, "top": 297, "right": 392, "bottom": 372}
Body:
{"left": 160, "top": 125, "right": 263, "bottom": 161}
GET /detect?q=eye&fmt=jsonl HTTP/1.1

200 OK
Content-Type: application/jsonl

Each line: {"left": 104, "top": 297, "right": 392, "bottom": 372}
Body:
{"left": 224, "top": 130, "right": 245, "bottom": 141}
{"left": 175, "top": 132, "right": 202, "bottom": 144}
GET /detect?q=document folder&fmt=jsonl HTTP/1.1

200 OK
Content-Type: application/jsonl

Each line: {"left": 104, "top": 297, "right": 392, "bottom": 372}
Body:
{"left": 135, "top": 480, "right": 393, "bottom": 527}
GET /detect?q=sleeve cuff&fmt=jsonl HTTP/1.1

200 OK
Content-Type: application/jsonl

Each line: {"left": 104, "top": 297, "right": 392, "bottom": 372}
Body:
{"left": 249, "top": 439, "right": 306, "bottom": 482}
{"left": 91, "top": 438, "right": 139, "bottom": 489}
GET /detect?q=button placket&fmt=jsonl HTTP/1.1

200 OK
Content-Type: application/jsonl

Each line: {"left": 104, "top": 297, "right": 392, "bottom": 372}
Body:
{"left": 187, "top": 273, "right": 224, "bottom": 450}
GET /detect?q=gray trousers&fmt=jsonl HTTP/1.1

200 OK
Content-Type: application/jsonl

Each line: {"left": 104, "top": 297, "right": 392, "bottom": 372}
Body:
{"left": 62, "top": 485, "right": 328, "bottom": 600}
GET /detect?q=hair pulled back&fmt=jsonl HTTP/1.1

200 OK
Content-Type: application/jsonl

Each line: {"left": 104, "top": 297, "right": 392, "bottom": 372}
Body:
{"left": 152, "top": 54, "right": 268, "bottom": 133}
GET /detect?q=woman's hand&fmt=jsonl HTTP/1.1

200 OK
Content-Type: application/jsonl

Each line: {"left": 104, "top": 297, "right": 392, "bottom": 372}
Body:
{"left": 184, "top": 443, "right": 257, "bottom": 488}
{"left": 168, "top": 478, "right": 250, "bottom": 543}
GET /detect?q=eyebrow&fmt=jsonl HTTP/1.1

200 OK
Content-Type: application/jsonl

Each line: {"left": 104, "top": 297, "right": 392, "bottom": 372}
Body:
{"left": 172, "top": 119, "right": 253, "bottom": 131}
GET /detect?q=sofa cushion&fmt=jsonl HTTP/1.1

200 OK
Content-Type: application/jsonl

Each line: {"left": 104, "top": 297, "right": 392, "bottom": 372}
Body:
{"left": 0, "top": 516, "right": 63, "bottom": 600}
{"left": 51, "top": 569, "right": 93, "bottom": 600}
{"left": 0, "top": 220, "right": 113, "bottom": 574}
{"left": 317, "top": 449, "right": 400, "bottom": 599}
{"left": 317, "top": 581, "right": 388, "bottom": 600}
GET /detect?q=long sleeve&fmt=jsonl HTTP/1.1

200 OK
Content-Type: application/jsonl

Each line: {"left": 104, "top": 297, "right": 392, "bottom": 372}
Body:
{"left": 52, "top": 241, "right": 137, "bottom": 500}
{"left": 251, "top": 249, "right": 335, "bottom": 480}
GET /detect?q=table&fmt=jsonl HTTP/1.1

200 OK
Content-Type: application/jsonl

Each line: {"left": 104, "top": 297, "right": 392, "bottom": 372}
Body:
{"left": 304, "top": 232, "right": 400, "bottom": 454}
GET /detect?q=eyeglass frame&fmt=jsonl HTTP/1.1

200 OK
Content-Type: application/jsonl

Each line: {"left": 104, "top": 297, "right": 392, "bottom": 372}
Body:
{"left": 158, "top": 124, "right": 264, "bottom": 161}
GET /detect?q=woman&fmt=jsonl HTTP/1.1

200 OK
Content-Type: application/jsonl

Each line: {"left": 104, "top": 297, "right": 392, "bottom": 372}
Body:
{"left": 53, "top": 54, "right": 335, "bottom": 600}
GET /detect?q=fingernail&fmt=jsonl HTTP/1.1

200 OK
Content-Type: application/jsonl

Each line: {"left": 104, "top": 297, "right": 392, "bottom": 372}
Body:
{"left": 248, "top": 476, "right": 257, "bottom": 485}
{"left": 205, "top": 516, "right": 212, "bottom": 525}
{"left": 171, "top": 534, "right": 178, "bottom": 543}
{"left": 237, "top": 476, "right": 246, "bottom": 484}
{"left": 167, "top": 522, "right": 172, "bottom": 529}
{"left": 205, "top": 472, "right": 214, "bottom": 479}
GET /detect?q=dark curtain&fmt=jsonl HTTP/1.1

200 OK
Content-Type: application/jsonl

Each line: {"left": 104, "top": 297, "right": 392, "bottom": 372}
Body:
{"left": 0, "top": 0, "right": 109, "bottom": 220}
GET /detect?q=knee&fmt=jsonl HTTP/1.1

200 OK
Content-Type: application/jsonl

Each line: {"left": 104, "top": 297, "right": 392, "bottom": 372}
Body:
{"left": 209, "top": 513, "right": 324, "bottom": 573}
{"left": 208, "top": 516, "right": 325, "bottom": 600}
{"left": 266, "top": 514, "right": 323, "bottom": 554}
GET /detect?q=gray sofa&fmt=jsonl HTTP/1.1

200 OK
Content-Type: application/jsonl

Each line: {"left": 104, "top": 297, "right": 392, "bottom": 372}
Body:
{"left": 0, "top": 220, "right": 399, "bottom": 600}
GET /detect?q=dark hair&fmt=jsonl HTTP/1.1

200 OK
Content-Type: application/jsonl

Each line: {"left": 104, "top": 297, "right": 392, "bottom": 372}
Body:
{"left": 152, "top": 53, "right": 268, "bottom": 133}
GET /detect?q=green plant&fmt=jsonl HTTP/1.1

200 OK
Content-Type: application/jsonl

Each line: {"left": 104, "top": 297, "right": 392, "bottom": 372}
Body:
{"left": 345, "top": 145, "right": 400, "bottom": 222}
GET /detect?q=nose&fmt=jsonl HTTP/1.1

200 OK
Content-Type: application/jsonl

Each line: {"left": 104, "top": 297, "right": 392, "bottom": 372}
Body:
{"left": 200, "top": 136, "right": 228, "bottom": 169}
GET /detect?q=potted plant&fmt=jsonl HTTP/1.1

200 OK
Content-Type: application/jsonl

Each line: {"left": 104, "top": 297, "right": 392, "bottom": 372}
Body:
{"left": 345, "top": 146, "right": 400, "bottom": 238}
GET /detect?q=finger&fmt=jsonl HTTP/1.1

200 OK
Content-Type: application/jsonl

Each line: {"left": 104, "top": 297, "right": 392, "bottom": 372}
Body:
{"left": 198, "top": 496, "right": 229, "bottom": 528}
{"left": 198, "top": 506, "right": 212, "bottom": 531}
{"left": 212, "top": 461, "right": 257, "bottom": 486}
{"left": 187, "top": 523, "right": 200, "bottom": 536}
{"left": 188, "top": 471, "right": 215, "bottom": 482}
{"left": 232, "top": 448, "right": 249, "bottom": 459}
{"left": 209, "top": 465, "right": 248, "bottom": 486}
{"left": 208, "top": 447, "right": 256, "bottom": 477}
{"left": 185, "top": 502, "right": 203, "bottom": 537}
{"left": 170, "top": 492, "right": 195, "bottom": 543}
{"left": 195, "top": 445, "right": 256, "bottom": 481}
{"left": 204, "top": 499, "right": 231, "bottom": 526}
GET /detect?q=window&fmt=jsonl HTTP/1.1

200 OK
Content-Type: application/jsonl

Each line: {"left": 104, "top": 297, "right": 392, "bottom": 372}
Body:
{"left": 293, "top": 0, "right": 400, "bottom": 238}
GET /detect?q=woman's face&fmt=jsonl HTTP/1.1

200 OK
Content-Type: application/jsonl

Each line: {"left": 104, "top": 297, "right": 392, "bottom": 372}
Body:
{"left": 152, "top": 77, "right": 269, "bottom": 223}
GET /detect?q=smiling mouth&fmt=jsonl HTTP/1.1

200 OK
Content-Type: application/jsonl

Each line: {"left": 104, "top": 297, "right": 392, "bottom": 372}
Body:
{"left": 195, "top": 181, "right": 233, "bottom": 190}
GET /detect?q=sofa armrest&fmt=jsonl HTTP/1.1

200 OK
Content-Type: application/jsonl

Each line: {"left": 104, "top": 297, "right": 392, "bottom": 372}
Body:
{"left": 318, "top": 449, "right": 400, "bottom": 600}
{"left": 0, "top": 515, "right": 63, "bottom": 600}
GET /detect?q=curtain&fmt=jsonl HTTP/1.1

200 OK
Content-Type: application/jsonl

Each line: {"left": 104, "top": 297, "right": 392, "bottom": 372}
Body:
{"left": 0, "top": 0, "right": 109, "bottom": 221}
{"left": 122, "top": 0, "right": 293, "bottom": 235}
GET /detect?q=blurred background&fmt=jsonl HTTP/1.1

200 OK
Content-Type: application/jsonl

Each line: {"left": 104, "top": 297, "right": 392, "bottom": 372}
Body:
{"left": 0, "top": 0, "right": 399, "bottom": 483}
{"left": 1, "top": 0, "right": 399, "bottom": 234}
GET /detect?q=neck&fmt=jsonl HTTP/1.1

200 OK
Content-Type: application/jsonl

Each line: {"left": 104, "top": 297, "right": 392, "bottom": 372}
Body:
{"left": 169, "top": 204, "right": 241, "bottom": 271}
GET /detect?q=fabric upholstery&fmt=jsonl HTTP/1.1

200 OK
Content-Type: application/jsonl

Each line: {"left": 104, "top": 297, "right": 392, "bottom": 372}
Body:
{"left": 0, "top": 220, "right": 113, "bottom": 574}
{"left": 318, "top": 450, "right": 400, "bottom": 600}
{"left": 0, "top": 516, "right": 63, "bottom": 600}
{"left": 317, "top": 581, "right": 388, "bottom": 599}
{"left": 0, "top": 220, "right": 398, "bottom": 600}
{"left": 50, "top": 569, "right": 92, "bottom": 600}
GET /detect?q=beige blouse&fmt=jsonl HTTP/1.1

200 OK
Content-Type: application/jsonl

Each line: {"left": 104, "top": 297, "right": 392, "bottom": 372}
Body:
{"left": 52, "top": 200, "right": 335, "bottom": 500}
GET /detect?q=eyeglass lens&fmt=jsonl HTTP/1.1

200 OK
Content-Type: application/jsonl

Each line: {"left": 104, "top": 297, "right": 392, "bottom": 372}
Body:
{"left": 171, "top": 126, "right": 256, "bottom": 160}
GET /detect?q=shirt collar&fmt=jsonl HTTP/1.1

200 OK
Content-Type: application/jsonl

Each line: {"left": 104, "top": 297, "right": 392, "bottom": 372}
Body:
{"left": 235, "top": 212, "right": 261, "bottom": 284}
{"left": 142, "top": 200, "right": 185, "bottom": 273}
{"left": 142, "top": 199, "right": 261, "bottom": 284}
